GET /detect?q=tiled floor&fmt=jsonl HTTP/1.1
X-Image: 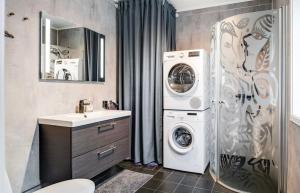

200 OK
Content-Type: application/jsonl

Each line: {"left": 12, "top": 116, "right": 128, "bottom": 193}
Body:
{"left": 118, "top": 161, "right": 237, "bottom": 193}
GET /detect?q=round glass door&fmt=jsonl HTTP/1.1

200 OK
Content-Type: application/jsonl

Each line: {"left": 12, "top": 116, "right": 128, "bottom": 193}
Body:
{"left": 169, "top": 125, "right": 194, "bottom": 154}
{"left": 168, "top": 63, "right": 196, "bottom": 94}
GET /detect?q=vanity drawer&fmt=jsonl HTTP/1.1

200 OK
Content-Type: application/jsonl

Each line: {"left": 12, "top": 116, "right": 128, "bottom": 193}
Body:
{"left": 72, "top": 118, "right": 129, "bottom": 157}
{"left": 72, "top": 137, "right": 129, "bottom": 179}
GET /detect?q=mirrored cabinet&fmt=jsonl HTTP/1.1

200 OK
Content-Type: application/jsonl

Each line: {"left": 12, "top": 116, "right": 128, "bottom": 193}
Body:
{"left": 40, "top": 12, "right": 105, "bottom": 83}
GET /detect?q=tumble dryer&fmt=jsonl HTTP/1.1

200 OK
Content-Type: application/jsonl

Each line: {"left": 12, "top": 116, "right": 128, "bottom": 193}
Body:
{"left": 163, "top": 50, "right": 210, "bottom": 111}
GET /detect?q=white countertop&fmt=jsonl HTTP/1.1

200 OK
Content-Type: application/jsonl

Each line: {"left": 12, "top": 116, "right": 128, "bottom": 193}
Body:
{"left": 38, "top": 110, "right": 131, "bottom": 127}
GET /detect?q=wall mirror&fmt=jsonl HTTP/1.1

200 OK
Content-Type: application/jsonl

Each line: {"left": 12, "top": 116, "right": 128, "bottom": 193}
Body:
{"left": 40, "top": 12, "right": 105, "bottom": 82}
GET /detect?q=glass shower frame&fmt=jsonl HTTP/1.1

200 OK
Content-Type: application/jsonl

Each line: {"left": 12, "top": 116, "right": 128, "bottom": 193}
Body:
{"left": 209, "top": 8, "right": 288, "bottom": 193}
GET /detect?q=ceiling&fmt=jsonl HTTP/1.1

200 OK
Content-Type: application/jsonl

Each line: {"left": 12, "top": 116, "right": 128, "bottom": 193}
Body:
{"left": 168, "top": 0, "right": 253, "bottom": 12}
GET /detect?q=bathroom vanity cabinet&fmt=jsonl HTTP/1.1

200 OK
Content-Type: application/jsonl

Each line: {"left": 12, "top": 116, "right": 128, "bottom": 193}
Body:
{"left": 39, "top": 112, "right": 131, "bottom": 186}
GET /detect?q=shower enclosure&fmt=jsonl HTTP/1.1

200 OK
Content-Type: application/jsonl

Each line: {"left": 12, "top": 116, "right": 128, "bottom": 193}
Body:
{"left": 210, "top": 8, "right": 288, "bottom": 193}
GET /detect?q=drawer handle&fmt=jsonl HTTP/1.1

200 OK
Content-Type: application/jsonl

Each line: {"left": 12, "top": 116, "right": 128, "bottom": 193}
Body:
{"left": 97, "top": 146, "right": 116, "bottom": 160}
{"left": 98, "top": 122, "right": 116, "bottom": 133}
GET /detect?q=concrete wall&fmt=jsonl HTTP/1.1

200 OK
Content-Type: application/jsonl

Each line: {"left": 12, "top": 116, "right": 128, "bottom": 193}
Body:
{"left": 5, "top": 0, "right": 117, "bottom": 192}
{"left": 287, "top": 121, "right": 300, "bottom": 193}
{"left": 273, "top": 0, "right": 289, "bottom": 8}
{"left": 1, "top": 0, "right": 10, "bottom": 192}
{"left": 176, "top": 0, "right": 272, "bottom": 52}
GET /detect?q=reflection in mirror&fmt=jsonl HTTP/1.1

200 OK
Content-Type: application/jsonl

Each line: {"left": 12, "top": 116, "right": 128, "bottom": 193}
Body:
{"left": 40, "top": 12, "right": 105, "bottom": 82}
{"left": 84, "top": 28, "right": 105, "bottom": 82}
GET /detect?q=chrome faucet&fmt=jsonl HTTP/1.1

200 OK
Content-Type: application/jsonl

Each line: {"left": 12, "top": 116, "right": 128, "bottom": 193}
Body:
{"left": 79, "top": 99, "right": 92, "bottom": 113}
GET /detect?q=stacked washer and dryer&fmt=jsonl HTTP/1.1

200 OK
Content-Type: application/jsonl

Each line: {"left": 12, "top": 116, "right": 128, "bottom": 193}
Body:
{"left": 163, "top": 49, "right": 210, "bottom": 174}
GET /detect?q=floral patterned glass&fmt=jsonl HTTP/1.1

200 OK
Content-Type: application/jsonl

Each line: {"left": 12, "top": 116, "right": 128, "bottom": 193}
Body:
{"left": 210, "top": 10, "right": 280, "bottom": 193}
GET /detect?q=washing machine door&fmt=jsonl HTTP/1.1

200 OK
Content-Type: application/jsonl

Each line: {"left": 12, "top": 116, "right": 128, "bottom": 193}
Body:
{"left": 167, "top": 63, "right": 198, "bottom": 95}
{"left": 56, "top": 68, "right": 73, "bottom": 80}
{"left": 168, "top": 123, "right": 194, "bottom": 154}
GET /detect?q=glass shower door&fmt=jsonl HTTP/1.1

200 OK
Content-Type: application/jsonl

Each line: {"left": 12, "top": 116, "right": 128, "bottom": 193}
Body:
{"left": 213, "top": 10, "right": 280, "bottom": 193}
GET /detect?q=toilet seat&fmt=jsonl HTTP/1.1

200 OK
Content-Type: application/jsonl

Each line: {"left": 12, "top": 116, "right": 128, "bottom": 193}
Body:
{"left": 34, "top": 179, "right": 95, "bottom": 193}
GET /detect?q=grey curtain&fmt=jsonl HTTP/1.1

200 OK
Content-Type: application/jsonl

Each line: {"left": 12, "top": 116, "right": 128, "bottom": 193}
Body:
{"left": 84, "top": 28, "right": 103, "bottom": 81}
{"left": 117, "top": 0, "right": 176, "bottom": 164}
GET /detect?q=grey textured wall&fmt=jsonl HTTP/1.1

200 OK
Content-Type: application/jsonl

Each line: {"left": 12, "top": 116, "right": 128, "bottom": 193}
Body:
{"left": 176, "top": 0, "right": 272, "bottom": 52}
{"left": 273, "top": 0, "right": 289, "bottom": 8}
{"left": 5, "top": 0, "right": 117, "bottom": 192}
{"left": 58, "top": 28, "right": 85, "bottom": 50}
{"left": 287, "top": 121, "right": 300, "bottom": 193}
{"left": 0, "top": 0, "right": 6, "bottom": 190}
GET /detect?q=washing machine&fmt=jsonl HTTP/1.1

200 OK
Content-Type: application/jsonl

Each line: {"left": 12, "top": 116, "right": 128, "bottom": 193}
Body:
{"left": 163, "top": 49, "right": 210, "bottom": 111}
{"left": 54, "top": 58, "right": 79, "bottom": 80}
{"left": 163, "top": 110, "right": 210, "bottom": 174}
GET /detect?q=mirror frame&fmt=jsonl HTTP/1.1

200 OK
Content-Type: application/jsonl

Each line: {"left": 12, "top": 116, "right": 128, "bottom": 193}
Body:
{"left": 39, "top": 11, "right": 106, "bottom": 83}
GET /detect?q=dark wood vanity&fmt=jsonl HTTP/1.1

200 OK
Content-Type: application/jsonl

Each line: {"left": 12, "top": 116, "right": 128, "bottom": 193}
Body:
{"left": 39, "top": 116, "right": 131, "bottom": 186}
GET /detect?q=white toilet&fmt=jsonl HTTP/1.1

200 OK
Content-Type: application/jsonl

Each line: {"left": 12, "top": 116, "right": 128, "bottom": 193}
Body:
{"left": 33, "top": 179, "right": 95, "bottom": 193}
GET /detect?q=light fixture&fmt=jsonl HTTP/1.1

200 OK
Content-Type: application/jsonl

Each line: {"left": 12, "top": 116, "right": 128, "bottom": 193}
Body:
{"left": 100, "top": 37, "right": 104, "bottom": 79}
{"left": 45, "top": 18, "right": 51, "bottom": 73}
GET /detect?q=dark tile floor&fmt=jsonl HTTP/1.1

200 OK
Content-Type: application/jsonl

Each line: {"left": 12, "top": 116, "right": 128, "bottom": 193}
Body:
{"left": 118, "top": 161, "right": 237, "bottom": 193}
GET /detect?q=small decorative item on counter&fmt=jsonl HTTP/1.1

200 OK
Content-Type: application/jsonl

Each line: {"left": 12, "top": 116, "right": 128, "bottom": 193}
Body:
{"left": 102, "top": 100, "right": 109, "bottom": 109}
{"left": 102, "top": 100, "right": 119, "bottom": 110}
{"left": 109, "top": 100, "right": 119, "bottom": 110}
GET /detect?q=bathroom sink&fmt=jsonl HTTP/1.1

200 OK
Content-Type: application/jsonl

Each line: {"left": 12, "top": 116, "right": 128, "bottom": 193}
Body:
{"left": 64, "top": 113, "right": 89, "bottom": 119}
{"left": 38, "top": 110, "right": 131, "bottom": 127}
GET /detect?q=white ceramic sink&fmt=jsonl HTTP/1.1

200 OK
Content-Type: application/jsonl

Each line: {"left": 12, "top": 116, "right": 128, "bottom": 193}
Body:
{"left": 38, "top": 110, "right": 131, "bottom": 127}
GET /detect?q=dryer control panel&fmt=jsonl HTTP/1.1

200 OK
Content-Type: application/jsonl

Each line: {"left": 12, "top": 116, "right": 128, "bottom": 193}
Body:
{"left": 163, "top": 49, "right": 205, "bottom": 61}
{"left": 188, "top": 51, "right": 200, "bottom": 57}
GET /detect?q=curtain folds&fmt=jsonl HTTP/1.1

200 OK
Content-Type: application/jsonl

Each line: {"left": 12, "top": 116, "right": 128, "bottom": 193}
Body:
{"left": 117, "top": 0, "right": 176, "bottom": 164}
{"left": 84, "top": 29, "right": 102, "bottom": 81}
